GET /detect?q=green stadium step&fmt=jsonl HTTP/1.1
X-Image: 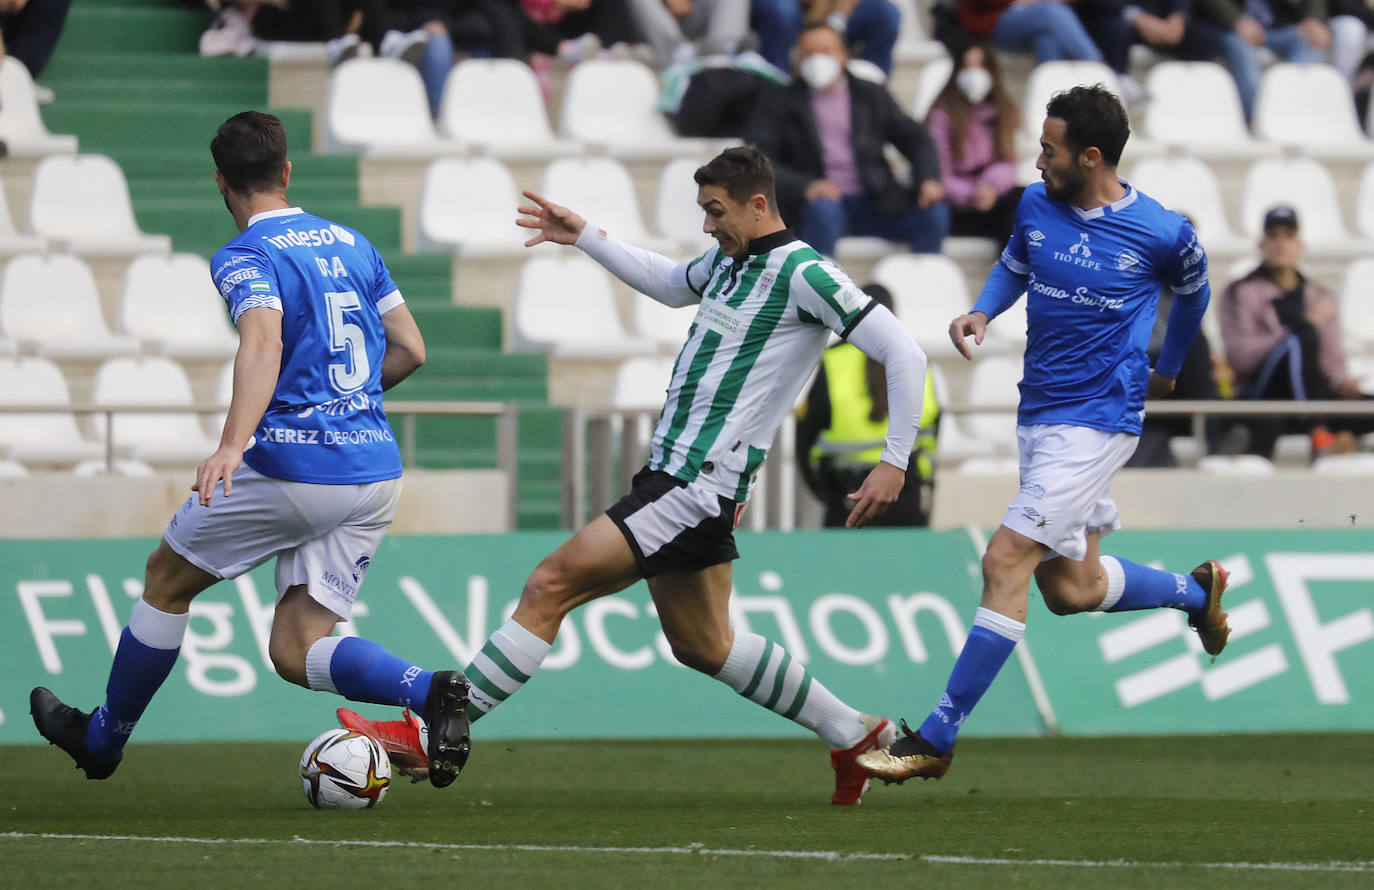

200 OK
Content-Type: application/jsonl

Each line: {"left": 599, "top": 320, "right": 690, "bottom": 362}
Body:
{"left": 42, "top": 52, "right": 268, "bottom": 84}
{"left": 116, "top": 150, "right": 360, "bottom": 186}
{"left": 41, "top": 104, "right": 312, "bottom": 155}
{"left": 129, "top": 178, "right": 360, "bottom": 204}
{"left": 62, "top": 6, "right": 210, "bottom": 55}
{"left": 407, "top": 305, "right": 503, "bottom": 349}
{"left": 44, "top": 80, "right": 267, "bottom": 107}
{"left": 417, "top": 347, "right": 546, "bottom": 379}
{"left": 386, "top": 254, "right": 454, "bottom": 290}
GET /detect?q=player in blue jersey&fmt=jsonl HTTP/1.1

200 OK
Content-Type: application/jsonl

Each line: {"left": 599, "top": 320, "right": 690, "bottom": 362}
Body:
{"left": 857, "top": 86, "right": 1233, "bottom": 784}
{"left": 30, "top": 111, "right": 472, "bottom": 788}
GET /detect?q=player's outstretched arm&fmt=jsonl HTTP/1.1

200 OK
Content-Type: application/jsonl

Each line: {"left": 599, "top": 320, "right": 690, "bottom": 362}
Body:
{"left": 195, "top": 306, "right": 282, "bottom": 506}
{"left": 517, "top": 190, "right": 586, "bottom": 247}
{"left": 380, "top": 303, "right": 426, "bottom": 391}
{"left": 845, "top": 303, "right": 929, "bottom": 528}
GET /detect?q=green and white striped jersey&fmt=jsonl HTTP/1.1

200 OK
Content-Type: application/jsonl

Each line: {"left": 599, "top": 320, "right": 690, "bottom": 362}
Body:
{"left": 651, "top": 230, "right": 874, "bottom": 502}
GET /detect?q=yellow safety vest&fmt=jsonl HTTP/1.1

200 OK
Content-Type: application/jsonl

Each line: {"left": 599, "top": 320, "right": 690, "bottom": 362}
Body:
{"left": 813, "top": 343, "right": 939, "bottom": 477}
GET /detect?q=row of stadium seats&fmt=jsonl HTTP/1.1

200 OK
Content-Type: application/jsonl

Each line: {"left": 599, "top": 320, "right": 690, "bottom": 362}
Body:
{"left": 0, "top": 154, "right": 168, "bottom": 257}
{"left": 322, "top": 55, "right": 1374, "bottom": 165}
{"left": 0, "top": 354, "right": 230, "bottom": 470}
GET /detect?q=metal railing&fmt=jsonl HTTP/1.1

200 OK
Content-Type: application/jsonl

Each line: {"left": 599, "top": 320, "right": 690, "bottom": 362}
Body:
{"left": 0, "top": 400, "right": 521, "bottom": 529}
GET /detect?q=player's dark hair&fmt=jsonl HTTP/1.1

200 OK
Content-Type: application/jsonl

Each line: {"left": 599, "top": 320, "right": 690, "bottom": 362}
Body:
{"left": 211, "top": 111, "right": 288, "bottom": 194}
{"left": 694, "top": 146, "right": 778, "bottom": 208}
{"left": 1045, "top": 84, "right": 1130, "bottom": 167}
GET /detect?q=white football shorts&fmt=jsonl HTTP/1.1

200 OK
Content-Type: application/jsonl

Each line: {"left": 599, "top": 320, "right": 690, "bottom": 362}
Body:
{"left": 162, "top": 464, "right": 401, "bottom": 619}
{"left": 1001, "top": 423, "right": 1138, "bottom": 562}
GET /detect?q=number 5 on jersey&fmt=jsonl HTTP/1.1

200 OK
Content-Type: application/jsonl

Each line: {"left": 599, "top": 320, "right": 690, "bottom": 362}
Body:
{"left": 326, "top": 290, "right": 370, "bottom": 394}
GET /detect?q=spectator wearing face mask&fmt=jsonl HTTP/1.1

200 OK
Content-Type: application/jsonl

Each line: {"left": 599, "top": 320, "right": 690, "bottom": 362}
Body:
{"left": 924, "top": 43, "right": 1023, "bottom": 247}
{"left": 746, "top": 22, "right": 949, "bottom": 258}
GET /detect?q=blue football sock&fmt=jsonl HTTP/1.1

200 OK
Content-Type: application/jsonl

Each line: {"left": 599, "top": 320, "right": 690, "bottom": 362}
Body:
{"left": 85, "top": 600, "right": 188, "bottom": 760}
{"left": 919, "top": 608, "right": 1023, "bottom": 753}
{"left": 306, "top": 636, "right": 432, "bottom": 710}
{"left": 1098, "top": 555, "right": 1205, "bottom": 613}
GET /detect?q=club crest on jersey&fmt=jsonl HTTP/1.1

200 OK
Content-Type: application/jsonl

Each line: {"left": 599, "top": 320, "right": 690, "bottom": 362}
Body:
{"left": 758, "top": 271, "right": 776, "bottom": 291}
{"left": 1115, "top": 250, "right": 1142, "bottom": 273}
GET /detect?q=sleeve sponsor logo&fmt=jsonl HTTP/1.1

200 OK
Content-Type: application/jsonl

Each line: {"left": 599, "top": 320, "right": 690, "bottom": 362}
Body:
{"left": 218, "top": 266, "right": 263, "bottom": 295}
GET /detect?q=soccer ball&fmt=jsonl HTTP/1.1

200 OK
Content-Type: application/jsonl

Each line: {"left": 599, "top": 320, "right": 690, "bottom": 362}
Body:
{"left": 300, "top": 728, "right": 391, "bottom": 810}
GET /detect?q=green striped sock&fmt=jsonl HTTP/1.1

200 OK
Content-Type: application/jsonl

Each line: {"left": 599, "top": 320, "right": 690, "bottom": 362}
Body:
{"left": 463, "top": 619, "right": 551, "bottom": 722}
{"left": 714, "top": 631, "right": 865, "bottom": 749}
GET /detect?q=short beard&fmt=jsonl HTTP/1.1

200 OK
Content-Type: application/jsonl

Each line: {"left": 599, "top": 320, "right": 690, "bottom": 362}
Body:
{"left": 1043, "top": 172, "right": 1085, "bottom": 204}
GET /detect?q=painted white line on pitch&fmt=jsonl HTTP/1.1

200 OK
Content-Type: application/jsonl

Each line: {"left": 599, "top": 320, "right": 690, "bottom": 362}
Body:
{"left": 3, "top": 833, "right": 1371, "bottom": 873}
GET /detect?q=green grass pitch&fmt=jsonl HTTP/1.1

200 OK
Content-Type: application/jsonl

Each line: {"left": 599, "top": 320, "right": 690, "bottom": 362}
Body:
{"left": 4, "top": 734, "right": 1371, "bottom": 889}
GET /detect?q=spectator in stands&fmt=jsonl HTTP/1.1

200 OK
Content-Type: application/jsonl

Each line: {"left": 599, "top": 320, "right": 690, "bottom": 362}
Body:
{"left": 797, "top": 283, "right": 940, "bottom": 526}
{"left": 924, "top": 43, "right": 1023, "bottom": 246}
{"left": 1326, "top": 0, "right": 1374, "bottom": 88}
{"left": 1219, "top": 206, "right": 1366, "bottom": 457}
{"left": 0, "top": 0, "right": 70, "bottom": 79}
{"left": 1071, "top": 0, "right": 1188, "bottom": 104}
{"left": 1190, "top": 0, "right": 1329, "bottom": 121}
{"left": 628, "top": 0, "right": 751, "bottom": 65}
{"left": 752, "top": 0, "right": 904, "bottom": 76}
{"left": 747, "top": 23, "right": 949, "bottom": 257}
{"left": 951, "top": 0, "right": 1104, "bottom": 64}
{"left": 661, "top": 51, "right": 788, "bottom": 137}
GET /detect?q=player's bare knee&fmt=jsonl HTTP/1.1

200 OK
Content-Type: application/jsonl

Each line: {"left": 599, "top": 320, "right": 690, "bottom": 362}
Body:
{"left": 268, "top": 634, "right": 310, "bottom": 688}
{"left": 1036, "top": 574, "right": 1096, "bottom": 615}
{"left": 520, "top": 559, "right": 576, "bottom": 619}
{"left": 142, "top": 544, "right": 198, "bottom": 612}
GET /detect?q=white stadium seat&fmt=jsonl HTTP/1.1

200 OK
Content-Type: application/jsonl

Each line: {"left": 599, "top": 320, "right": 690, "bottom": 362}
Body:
{"left": 417, "top": 157, "right": 526, "bottom": 256}
{"left": 890, "top": 0, "right": 950, "bottom": 65}
{"left": 1197, "top": 454, "right": 1276, "bottom": 475}
{"left": 1338, "top": 257, "right": 1374, "bottom": 355}
{"left": 438, "top": 59, "right": 579, "bottom": 160}
{"left": 1253, "top": 64, "right": 1374, "bottom": 160}
{"left": 71, "top": 458, "right": 155, "bottom": 477}
{"left": 0, "top": 55, "right": 77, "bottom": 156}
{"left": 654, "top": 157, "right": 714, "bottom": 253}
{"left": 1312, "top": 453, "right": 1374, "bottom": 473}
{"left": 0, "top": 254, "right": 139, "bottom": 360}
{"left": 541, "top": 157, "right": 678, "bottom": 253}
{"left": 0, "top": 457, "right": 27, "bottom": 476}
{"left": 325, "top": 58, "right": 459, "bottom": 156}
{"left": 871, "top": 253, "right": 973, "bottom": 358}
{"left": 559, "top": 59, "right": 709, "bottom": 160}
{"left": 1020, "top": 62, "right": 1140, "bottom": 155}
{"left": 119, "top": 254, "right": 239, "bottom": 360}
{"left": 28, "top": 154, "right": 171, "bottom": 255}
{"left": 513, "top": 254, "right": 656, "bottom": 357}
{"left": 1238, "top": 157, "right": 1372, "bottom": 257}
{"left": 911, "top": 56, "right": 953, "bottom": 121}
{"left": 962, "top": 354, "right": 1021, "bottom": 454}
{"left": 611, "top": 355, "right": 678, "bottom": 410}
{"left": 1126, "top": 156, "right": 1251, "bottom": 257}
{"left": 1353, "top": 161, "right": 1374, "bottom": 239}
{"left": 0, "top": 175, "right": 46, "bottom": 255}
{"left": 631, "top": 291, "right": 696, "bottom": 350}
{"left": 89, "top": 356, "right": 220, "bottom": 465}
{"left": 1141, "top": 62, "right": 1274, "bottom": 160}
{"left": 0, "top": 356, "right": 106, "bottom": 464}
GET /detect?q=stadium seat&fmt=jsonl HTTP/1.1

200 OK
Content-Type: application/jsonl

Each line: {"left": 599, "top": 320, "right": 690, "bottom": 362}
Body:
{"left": 0, "top": 178, "right": 46, "bottom": 255}
{"left": 438, "top": 59, "right": 579, "bottom": 160}
{"left": 654, "top": 157, "right": 715, "bottom": 253}
{"left": 325, "top": 58, "right": 459, "bottom": 156}
{"left": 512, "top": 254, "right": 656, "bottom": 357}
{"left": 1338, "top": 257, "right": 1374, "bottom": 355}
{"left": 611, "top": 355, "right": 677, "bottom": 410}
{"left": 1126, "top": 156, "right": 1251, "bottom": 256}
{"left": 1141, "top": 62, "right": 1275, "bottom": 160}
{"left": 71, "top": 458, "right": 155, "bottom": 477}
{"left": 871, "top": 253, "right": 974, "bottom": 358}
{"left": 890, "top": 0, "right": 951, "bottom": 65}
{"left": 89, "top": 356, "right": 221, "bottom": 465}
{"left": 962, "top": 353, "right": 1021, "bottom": 454}
{"left": 541, "top": 157, "right": 678, "bottom": 253}
{"left": 119, "top": 254, "right": 239, "bottom": 360}
{"left": 0, "top": 254, "right": 139, "bottom": 360}
{"left": 1354, "top": 161, "right": 1374, "bottom": 239}
{"left": 1253, "top": 64, "right": 1374, "bottom": 160}
{"left": 0, "top": 55, "right": 77, "bottom": 156}
{"left": 631, "top": 291, "right": 695, "bottom": 350}
{"left": 1238, "top": 157, "right": 1372, "bottom": 257}
{"left": 28, "top": 155, "right": 171, "bottom": 255}
{"left": 911, "top": 56, "right": 954, "bottom": 120}
{"left": 558, "top": 59, "right": 710, "bottom": 160}
{"left": 0, "top": 457, "right": 26, "bottom": 476}
{"left": 417, "top": 157, "right": 526, "bottom": 255}
{"left": 1196, "top": 454, "right": 1276, "bottom": 474}
{"left": 1020, "top": 62, "right": 1153, "bottom": 157}
{"left": 0, "top": 356, "right": 106, "bottom": 464}
{"left": 1312, "top": 453, "right": 1374, "bottom": 473}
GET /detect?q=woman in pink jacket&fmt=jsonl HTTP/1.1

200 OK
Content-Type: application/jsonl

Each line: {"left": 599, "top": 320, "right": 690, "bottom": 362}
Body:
{"left": 924, "top": 44, "right": 1023, "bottom": 246}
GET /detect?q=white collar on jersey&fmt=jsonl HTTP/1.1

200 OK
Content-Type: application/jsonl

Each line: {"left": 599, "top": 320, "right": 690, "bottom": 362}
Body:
{"left": 1068, "top": 180, "right": 1137, "bottom": 222}
{"left": 245, "top": 206, "right": 305, "bottom": 228}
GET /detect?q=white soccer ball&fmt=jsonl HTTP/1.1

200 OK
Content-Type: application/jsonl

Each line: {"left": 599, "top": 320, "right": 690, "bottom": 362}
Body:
{"left": 300, "top": 728, "right": 392, "bottom": 810}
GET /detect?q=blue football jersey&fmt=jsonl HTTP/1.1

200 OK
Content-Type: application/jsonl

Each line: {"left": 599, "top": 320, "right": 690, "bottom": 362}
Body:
{"left": 210, "top": 207, "right": 404, "bottom": 484}
{"left": 998, "top": 182, "right": 1209, "bottom": 434}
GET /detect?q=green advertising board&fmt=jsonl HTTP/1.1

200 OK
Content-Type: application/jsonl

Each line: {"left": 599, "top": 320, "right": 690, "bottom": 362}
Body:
{"left": 2, "top": 529, "right": 1370, "bottom": 744}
